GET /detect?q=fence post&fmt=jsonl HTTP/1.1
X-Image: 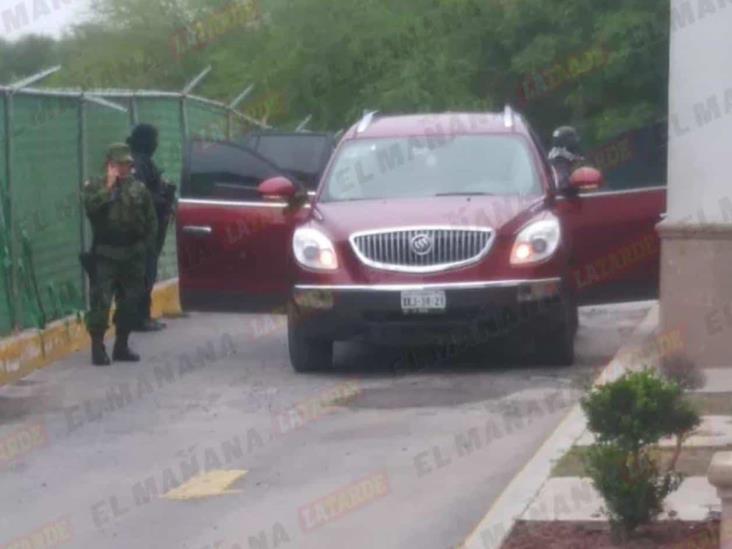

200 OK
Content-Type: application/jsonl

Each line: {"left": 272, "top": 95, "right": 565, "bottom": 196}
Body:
{"left": 180, "top": 94, "right": 188, "bottom": 148}
{"left": 77, "top": 93, "right": 89, "bottom": 309}
{"left": 226, "top": 108, "right": 233, "bottom": 140}
{"left": 1, "top": 90, "right": 17, "bottom": 330}
{"left": 130, "top": 94, "right": 138, "bottom": 126}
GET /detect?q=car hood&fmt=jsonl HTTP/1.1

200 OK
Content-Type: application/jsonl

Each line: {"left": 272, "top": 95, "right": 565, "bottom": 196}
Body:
{"left": 312, "top": 195, "right": 545, "bottom": 238}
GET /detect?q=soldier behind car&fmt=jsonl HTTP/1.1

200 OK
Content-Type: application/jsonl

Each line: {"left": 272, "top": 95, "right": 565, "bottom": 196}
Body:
{"left": 82, "top": 143, "right": 158, "bottom": 366}
{"left": 126, "top": 123, "right": 176, "bottom": 331}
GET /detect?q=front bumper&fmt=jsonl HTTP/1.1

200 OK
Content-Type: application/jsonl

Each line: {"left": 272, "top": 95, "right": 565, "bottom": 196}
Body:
{"left": 290, "top": 278, "right": 567, "bottom": 345}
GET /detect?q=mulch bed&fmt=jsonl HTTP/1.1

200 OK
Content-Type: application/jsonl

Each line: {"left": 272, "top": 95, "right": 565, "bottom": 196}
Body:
{"left": 502, "top": 520, "right": 719, "bottom": 548}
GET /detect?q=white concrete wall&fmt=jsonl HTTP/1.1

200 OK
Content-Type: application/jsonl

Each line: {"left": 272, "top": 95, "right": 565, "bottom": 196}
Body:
{"left": 667, "top": 0, "right": 732, "bottom": 224}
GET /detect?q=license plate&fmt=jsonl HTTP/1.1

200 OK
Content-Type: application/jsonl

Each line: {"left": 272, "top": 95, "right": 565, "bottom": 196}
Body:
{"left": 401, "top": 290, "right": 446, "bottom": 313}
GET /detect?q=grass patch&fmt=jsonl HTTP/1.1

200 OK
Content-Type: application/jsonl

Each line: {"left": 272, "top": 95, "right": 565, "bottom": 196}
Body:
{"left": 552, "top": 445, "right": 732, "bottom": 478}
{"left": 551, "top": 446, "right": 586, "bottom": 477}
{"left": 551, "top": 392, "right": 732, "bottom": 477}
{"left": 688, "top": 393, "right": 732, "bottom": 416}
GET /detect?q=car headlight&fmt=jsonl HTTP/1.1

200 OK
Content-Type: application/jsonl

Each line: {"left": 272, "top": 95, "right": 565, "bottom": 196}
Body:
{"left": 510, "top": 215, "right": 561, "bottom": 265}
{"left": 293, "top": 227, "right": 338, "bottom": 271}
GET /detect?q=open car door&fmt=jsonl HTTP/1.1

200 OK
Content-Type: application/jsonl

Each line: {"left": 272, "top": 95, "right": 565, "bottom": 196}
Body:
{"left": 557, "top": 123, "right": 667, "bottom": 304}
{"left": 177, "top": 132, "right": 335, "bottom": 311}
{"left": 559, "top": 187, "right": 666, "bottom": 304}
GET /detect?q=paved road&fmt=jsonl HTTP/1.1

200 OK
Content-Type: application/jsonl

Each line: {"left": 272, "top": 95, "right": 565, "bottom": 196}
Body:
{"left": 0, "top": 302, "right": 650, "bottom": 549}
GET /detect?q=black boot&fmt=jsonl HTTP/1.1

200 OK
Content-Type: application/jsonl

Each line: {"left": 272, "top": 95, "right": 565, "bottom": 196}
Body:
{"left": 113, "top": 331, "right": 140, "bottom": 362}
{"left": 91, "top": 332, "right": 111, "bottom": 367}
{"left": 132, "top": 318, "right": 166, "bottom": 332}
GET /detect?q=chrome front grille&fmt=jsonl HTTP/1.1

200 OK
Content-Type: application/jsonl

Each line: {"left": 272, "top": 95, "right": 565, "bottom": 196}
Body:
{"left": 350, "top": 226, "right": 494, "bottom": 273}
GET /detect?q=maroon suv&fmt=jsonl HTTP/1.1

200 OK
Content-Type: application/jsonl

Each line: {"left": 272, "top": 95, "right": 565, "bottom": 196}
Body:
{"left": 177, "top": 109, "right": 665, "bottom": 372}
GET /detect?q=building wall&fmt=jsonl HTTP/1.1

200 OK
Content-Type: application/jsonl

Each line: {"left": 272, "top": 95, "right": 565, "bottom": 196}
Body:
{"left": 660, "top": 0, "right": 732, "bottom": 367}
{"left": 667, "top": 0, "right": 732, "bottom": 224}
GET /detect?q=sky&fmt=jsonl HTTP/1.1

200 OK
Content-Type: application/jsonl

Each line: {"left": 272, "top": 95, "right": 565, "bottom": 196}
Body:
{"left": 0, "top": 0, "right": 91, "bottom": 41}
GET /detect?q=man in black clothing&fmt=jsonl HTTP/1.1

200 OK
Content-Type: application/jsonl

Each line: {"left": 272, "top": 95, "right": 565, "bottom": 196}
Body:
{"left": 548, "top": 126, "right": 585, "bottom": 191}
{"left": 126, "top": 123, "right": 177, "bottom": 331}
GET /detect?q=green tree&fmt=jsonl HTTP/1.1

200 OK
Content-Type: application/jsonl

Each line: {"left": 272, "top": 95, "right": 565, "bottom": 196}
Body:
{"left": 0, "top": 35, "right": 59, "bottom": 84}
{"left": 4, "top": 0, "right": 671, "bottom": 139}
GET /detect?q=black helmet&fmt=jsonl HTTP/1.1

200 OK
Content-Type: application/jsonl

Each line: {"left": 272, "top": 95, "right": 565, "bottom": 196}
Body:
{"left": 551, "top": 126, "right": 581, "bottom": 154}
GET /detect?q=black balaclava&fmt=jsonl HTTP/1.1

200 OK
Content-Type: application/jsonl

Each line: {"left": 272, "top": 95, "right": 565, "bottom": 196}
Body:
{"left": 127, "top": 124, "right": 159, "bottom": 156}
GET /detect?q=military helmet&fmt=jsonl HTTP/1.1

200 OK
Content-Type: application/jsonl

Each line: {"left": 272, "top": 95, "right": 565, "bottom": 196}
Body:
{"left": 106, "top": 143, "right": 134, "bottom": 164}
{"left": 551, "top": 126, "right": 581, "bottom": 153}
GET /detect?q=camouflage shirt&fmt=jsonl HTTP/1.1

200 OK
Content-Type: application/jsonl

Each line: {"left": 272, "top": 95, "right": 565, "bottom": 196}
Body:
{"left": 83, "top": 175, "right": 157, "bottom": 261}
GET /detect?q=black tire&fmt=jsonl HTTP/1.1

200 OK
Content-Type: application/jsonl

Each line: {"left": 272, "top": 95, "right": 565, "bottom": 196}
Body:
{"left": 535, "top": 302, "right": 576, "bottom": 367}
{"left": 287, "top": 309, "right": 333, "bottom": 373}
{"left": 569, "top": 296, "right": 579, "bottom": 337}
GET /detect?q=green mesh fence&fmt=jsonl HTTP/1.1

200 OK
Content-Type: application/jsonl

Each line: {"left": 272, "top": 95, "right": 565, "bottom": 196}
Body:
{"left": 0, "top": 90, "right": 258, "bottom": 336}
{"left": 85, "top": 99, "right": 131, "bottom": 180}
{"left": 187, "top": 100, "right": 228, "bottom": 141}
{"left": 12, "top": 94, "right": 83, "bottom": 329}
{"left": 0, "top": 96, "right": 10, "bottom": 335}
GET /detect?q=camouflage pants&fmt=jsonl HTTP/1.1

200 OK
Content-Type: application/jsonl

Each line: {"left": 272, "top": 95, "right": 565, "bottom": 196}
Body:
{"left": 85, "top": 256, "right": 145, "bottom": 335}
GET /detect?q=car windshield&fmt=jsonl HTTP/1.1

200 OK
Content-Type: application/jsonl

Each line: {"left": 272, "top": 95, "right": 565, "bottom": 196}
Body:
{"left": 320, "top": 134, "right": 541, "bottom": 202}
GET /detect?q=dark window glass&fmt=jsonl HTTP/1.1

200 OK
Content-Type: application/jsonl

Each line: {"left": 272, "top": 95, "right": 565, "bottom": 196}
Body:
{"left": 183, "top": 140, "right": 279, "bottom": 201}
{"left": 244, "top": 133, "right": 335, "bottom": 190}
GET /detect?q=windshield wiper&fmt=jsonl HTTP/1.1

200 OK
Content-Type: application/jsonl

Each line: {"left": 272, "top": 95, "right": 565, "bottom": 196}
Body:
{"left": 434, "top": 192, "right": 496, "bottom": 197}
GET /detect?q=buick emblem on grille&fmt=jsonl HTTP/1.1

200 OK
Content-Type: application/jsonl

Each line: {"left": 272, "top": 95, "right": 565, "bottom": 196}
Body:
{"left": 410, "top": 234, "right": 434, "bottom": 256}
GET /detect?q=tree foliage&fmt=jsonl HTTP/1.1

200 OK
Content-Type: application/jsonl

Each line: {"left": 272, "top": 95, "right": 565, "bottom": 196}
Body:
{"left": 0, "top": 0, "right": 669, "bottom": 143}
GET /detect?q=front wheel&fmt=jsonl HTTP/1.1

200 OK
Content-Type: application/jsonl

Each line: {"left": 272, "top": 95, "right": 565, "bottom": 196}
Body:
{"left": 287, "top": 307, "right": 333, "bottom": 373}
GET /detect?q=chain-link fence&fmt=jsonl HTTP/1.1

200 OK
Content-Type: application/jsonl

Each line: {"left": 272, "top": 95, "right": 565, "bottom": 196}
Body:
{"left": 0, "top": 84, "right": 266, "bottom": 336}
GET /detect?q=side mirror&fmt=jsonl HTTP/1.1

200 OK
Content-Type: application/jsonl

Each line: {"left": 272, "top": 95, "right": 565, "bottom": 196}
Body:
{"left": 569, "top": 167, "right": 603, "bottom": 192}
{"left": 257, "top": 176, "right": 298, "bottom": 201}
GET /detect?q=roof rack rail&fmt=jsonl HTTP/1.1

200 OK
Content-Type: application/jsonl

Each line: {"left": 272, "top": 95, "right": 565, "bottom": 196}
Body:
{"left": 356, "top": 110, "right": 379, "bottom": 133}
{"left": 503, "top": 104, "right": 515, "bottom": 129}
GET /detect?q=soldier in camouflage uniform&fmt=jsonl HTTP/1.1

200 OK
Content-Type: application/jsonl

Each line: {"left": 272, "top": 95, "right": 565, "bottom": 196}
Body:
{"left": 83, "top": 143, "right": 157, "bottom": 366}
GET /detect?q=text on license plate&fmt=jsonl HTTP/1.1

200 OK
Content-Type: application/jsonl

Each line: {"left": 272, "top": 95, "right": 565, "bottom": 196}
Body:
{"left": 400, "top": 290, "right": 447, "bottom": 312}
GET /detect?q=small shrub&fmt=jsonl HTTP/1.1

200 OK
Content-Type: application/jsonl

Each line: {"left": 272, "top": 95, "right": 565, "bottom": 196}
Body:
{"left": 580, "top": 370, "right": 700, "bottom": 541}
{"left": 584, "top": 444, "right": 682, "bottom": 541}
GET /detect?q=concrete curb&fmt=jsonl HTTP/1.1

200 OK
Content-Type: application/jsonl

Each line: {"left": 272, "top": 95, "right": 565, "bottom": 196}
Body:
{"left": 460, "top": 301, "right": 660, "bottom": 549}
{"left": 0, "top": 278, "right": 182, "bottom": 387}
